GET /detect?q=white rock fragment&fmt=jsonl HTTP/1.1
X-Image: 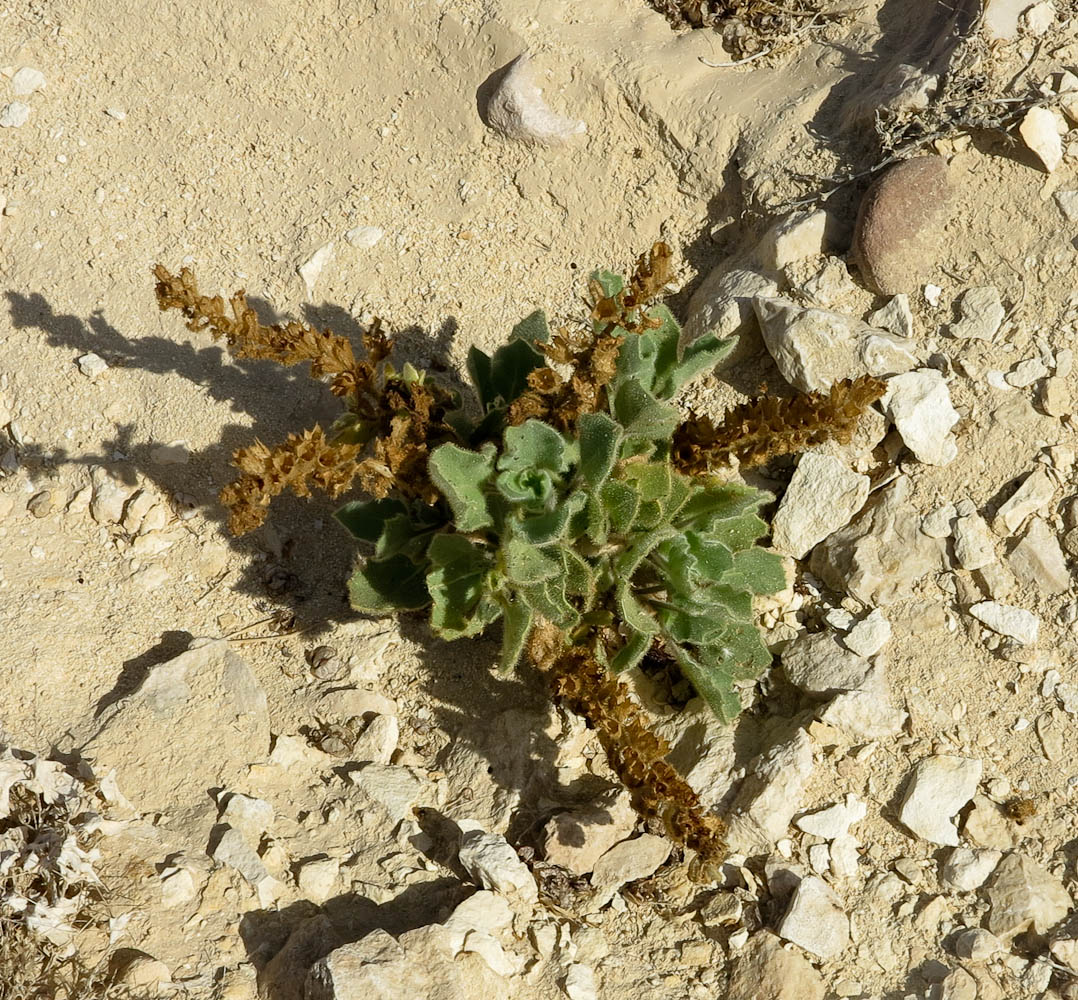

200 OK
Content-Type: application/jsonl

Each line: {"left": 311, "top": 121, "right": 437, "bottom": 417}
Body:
{"left": 947, "top": 287, "right": 1004, "bottom": 341}
{"left": 986, "top": 852, "right": 1071, "bottom": 938}
{"left": 1054, "top": 190, "right": 1078, "bottom": 223}
{"left": 777, "top": 876, "right": 850, "bottom": 959}
{"left": 352, "top": 714, "right": 399, "bottom": 765}
{"left": 842, "top": 610, "right": 891, "bottom": 657}
{"left": 105, "top": 107, "right": 126, "bottom": 120}
{"left": 897, "top": 755, "right": 982, "bottom": 846}
{"left": 219, "top": 792, "right": 274, "bottom": 839}
{"left": 89, "top": 466, "right": 134, "bottom": 524}
{"left": 296, "top": 856, "right": 339, "bottom": 903}
{"left": 211, "top": 826, "right": 270, "bottom": 885}
{"left": 160, "top": 868, "right": 197, "bottom": 908}
{"left": 820, "top": 689, "right": 908, "bottom": 739}
{"left": 485, "top": 53, "right": 586, "bottom": 146}
{"left": 881, "top": 369, "right": 959, "bottom": 465}
{"left": 953, "top": 512, "right": 996, "bottom": 570}
{"left": 771, "top": 453, "right": 869, "bottom": 559}
{"left": 992, "top": 467, "right": 1055, "bottom": 535}
{"left": 954, "top": 927, "right": 1003, "bottom": 961}
{"left": 725, "top": 729, "right": 814, "bottom": 854}
{"left": 683, "top": 267, "right": 779, "bottom": 345}
{"left": 11, "top": 68, "right": 46, "bottom": 96}
{"left": 1005, "top": 357, "right": 1048, "bottom": 388}
{"left": 866, "top": 293, "right": 914, "bottom": 339}
{"left": 1007, "top": 517, "right": 1070, "bottom": 594}
{"left": 590, "top": 834, "right": 671, "bottom": 907}
{"left": 756, "top": 210, "right": 829, "bottom": 270}
{"left": 922, "top": 502, "right": 955, "bottom": 538}
{"left": 298, "top": 242, "right": 335, "bottom": 297}
{"left": 1019, "top": 106, "right": 1065, "bottom": 172}
{"left": 458, "top": 822, "right": 538, "bottom": 906}
{"left": 940, "top": 847, "right": 1002, "bottom": 891}
{"left": 76, "top": 353, "right": 109, "bottom": 378}
{"left": 969, "top": 601, "right": 1039, "bottom": 645}
{"left": 563, "top": 963, "right": 598, "bottom": 1000}
{"left": 725, "top": 932, "right": 826, "bottom": 1000}
{"left": 348, "top": 764, "right": 422, "bottom": 824}
{"left": 924, "top": 283, "right": 942, "bottom": 307}
{"left": 345, "top": 225, "right": 384, "bottom": 248}
{"left": 0, "top": 102, "right": 30, "bottom": 128}
{"left": 782, "top": 631, "right": 872, "bottom": 696}
{"left": 796, "top": 794, "right": 866, "bottom": 840}
{"left": 542, "top": 787, "right": 635, "bottom": 875}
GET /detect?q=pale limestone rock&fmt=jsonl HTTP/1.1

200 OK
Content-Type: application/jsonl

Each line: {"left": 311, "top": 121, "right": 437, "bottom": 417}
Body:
{"left": 1040, "top": 376, "right": 1071, "bottom": 416}
{"left": 352, "top": 714, "right": 399, "bottom": 764}
{"left": 76, "top": 352, "right": 109, "bottom": 378}
{"left": 866, "top": 294, "right": 915, "bottom": 339}
{"left": 954, "top": 928, "right": 1004, "bottom": 961}
{"left": 1054, "top": 190, "right": 1078, "bottom": 224}
{"left": 458, "top": 821, "right": 538, "bottom": 905}
{"left": 986, "top": 852, "right": 1072, "bottom": 939}
{"left": 782, "top": 631, "right": 872, "bottom": 696}
{"left": 541, "top": 786, "right": 635, "bottom": 875}
{"left": 348, "top": 764, "right": 423, "bottom": 824}
{"left": 725, "top": 729, "right": 814, "bottom": 854}
{"left": 724, "top": 932, "right": 825, "bottom": 1000}
{"left": 563, "top": 963, "right": 598, "bottom": 1000}
{"left": 85, "top": 639, "right": 268, "bottom": 813}
{"left": 211, "top": 826, "right": 270, "bottom": 885}
{"left": 1006, "top": 517, "right": 1070, "bottom": 594}
{"left": 981, "top": 0, "right": 1032, "bottom": 37}
{"left": 89, "top": 466, "right": 135, "bottom": 524}
{"left": 219, "top": 792, "right": 274, "bottom": 839}
{"left": 946, "top": 286, "right": 1004, "bottom": 341}
{"left": 160, "top": 868, "right": 197, "bottom": 908}
{"left": 590, "top": 834, "right": 670, "bottom": 906}
{"left": 684, "top": 267, "right": 779, "bottom": 347}
{"left": 756, "top": 209, "right": 829, "bottom": 269}
{"left": 777, "top": 875, "right": 850, "bottom": 959}
{"left": 922, "top": 502, "right": 956, "bottom": 538}
{"left": 939, "top": 968, "right": 978, "bottom": 1000}
{"left": 296, "top": 856, "right": 339, "bottom": 904}
{"left": 819, "top": 688, "right": 907, "bottom": 740}
{"left": 969, "top": 601, "right": 1039, "bottom": 644}
{"left": 298, "top": 242, "right": 335, "bottom": 297}
{"left": 963, "top": 795, "right": 1018, "bottom": 850}
{"left": 940, "top": 847, "right": 1002, "bottom": 892}
{"left": 1005, "top": 357, "right": 1048, "bottom": 388}
{"left": 11, "top": 67, "right": 46, "bottom": 96}
{"left": 897, "top": 755, "right": 982, "bottom": 846}
{"left": 771, "top": 453, "right": 869, "bottom": 559}
{"left": 993, "top": 467, "right": 1056, "bottom": 535}
{"left": 1019, "top": 106, "right": 1065, "bottom": 172}
{"left": 810, "top": 475, "right": 945, "bottom": 606}
{"left": 858, "top": 331, "right": 920, "bottom": 377}
{"left": 881, "top": 369, "right": 959, "bottom": 465}
{"left": 953, "top": 513, "right": 997, "bottom": 570}
{"left": 484, "top": 53, "right": 586, "bottom": 146}
{"left": 842, "top": 610, "right": 891, "bottom": 657}
{"left": 795, "top": 794, "right": 866, "bottom": 839}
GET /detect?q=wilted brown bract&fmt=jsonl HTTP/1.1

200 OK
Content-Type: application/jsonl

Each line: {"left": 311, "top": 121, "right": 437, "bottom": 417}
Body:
{"left": 528, "top": 622, "right": 727, "bottom": 864}
{"left": 672, "top": 375, "right": 886, "bottom": 474}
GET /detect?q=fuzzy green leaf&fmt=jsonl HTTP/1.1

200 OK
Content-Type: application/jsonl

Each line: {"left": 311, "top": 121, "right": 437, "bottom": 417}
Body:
{"left": 513, "top": 492, "right": 584, "bottom": 546}
{"left": 636, "top": 305, "right": 681, "bottom": 400}
{"left": 489, "top": 338, "right": 545, "bottom": 408}
{"left": 374, "top": 514, "right": 435, "bottom": 561}
{"left": 428, "top": 442, "right": 496, "bottom": 532}
{"left": 495, "top": 468, "right": 555, "bottom": 510}
{"left": 610, "top": 631, "right": 652, "bottom": 674}
{"left": 662, "top": 330, "right": 737, "bottom": 397}
{"left": 520, "top": 578, "right": 578, "bottom": 629}
{"left": 335, "top": 498, "right": 409, "bottom": 543}
{"left": 348, "top": 554, "right": 431, "bottom": 613}
{"left": 591, "top": 269, "right": 624, "bottom": 298}
{"left": 561, "top": 546, "right": 595, "bottom": 600}
{"left": 578, "top": 412, "right": 622, "bottom": 488}
{"left": 611, "top": 379, "right": 681, "bottom": 446}
{"left": 504, "top": 537, "right": 561, "bottom": 585}
{"left": 617, "top": 583, "right": 660, "bottom": 636}
{"left": 497, "top": 597, "right": 534, "bottom": 674}
{"left": 667, "top": 644, "right": 744, "bottom": 725}
{"left": 677, "top": 482, "right": 766, "bottom": 530}
{"left": 723, "top": 548, "right": 788, "bottom": 594}
{"left": 600, "top": 479, "right": 639, "bottom": 534}
{"left": 500, "top": 419, "right": 573, "bottom": 474}
{"left": 427, "top": 534, "right": 498, "bottom": 639}
{"left": 510, "top": 309, "right": 551, "bottom": 345}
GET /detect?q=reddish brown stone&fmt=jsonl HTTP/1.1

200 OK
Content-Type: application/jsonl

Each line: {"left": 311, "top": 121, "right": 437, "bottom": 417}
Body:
{"left": 853, "top": 156, "right": 954, "bottom": 295}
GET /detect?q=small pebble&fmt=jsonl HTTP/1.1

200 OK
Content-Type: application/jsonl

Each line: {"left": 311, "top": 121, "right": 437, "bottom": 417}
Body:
{"left": 11, "top": 67, "right": 46, "bottom": 96}
{"left": 345, "top": 225, "right": 384, "bottom": 248}
{"left": 105, "top": 107, "right": 127, "bottom": 120}
{"left": 0, "top": 102, "right": 31, "bottom": 128}
{"left": 76, "top": 353, "right": 109, "bottom": 378}
{"left": 27, "top": 491, "right": 52, "bottom": 518}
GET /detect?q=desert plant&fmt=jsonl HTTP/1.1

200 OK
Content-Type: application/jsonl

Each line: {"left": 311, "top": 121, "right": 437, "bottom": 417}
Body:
{"left": 154, "top": 246, "right": 882, "bottom": 863}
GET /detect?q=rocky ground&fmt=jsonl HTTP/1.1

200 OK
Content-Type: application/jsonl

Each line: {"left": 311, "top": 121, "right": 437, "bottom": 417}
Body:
{"left": 3, "top": 0, "right": 1078, "bottom": 998}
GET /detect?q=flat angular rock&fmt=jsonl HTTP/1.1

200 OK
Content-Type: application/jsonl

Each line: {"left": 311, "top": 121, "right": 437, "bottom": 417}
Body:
{"left": 590, "top": 834, "right": 671, "bottom": 904}
{"left": 940, "top": 847, "right": 1002, "bottom": 892}
{"left": 725, "top": 729, "right": 814, "bottom": 854}
{"left": 853, "top": 157, "right": 953, "bottom": 295}
{"left": 842, "top": 610, "right": 892, "bottom": 657}
{"left": 684, "top": 267, "right": 780, "bottom": 350}
{"left": 985, "top": 852, "right": 1071, "bottom": 939}
{"left": 782, "top": 631, "right": 872, "bottom": 696}
{"left": 1006, "top": 517, "right": 1070, "bottom": 594}
{"left": 211, "top": 826, "right": 270, "bottom": 886}
{"left": 954, "top": 927, "right": 1003, "bottom": 961}
{"left": 795, "top": 794, "right": 866, "bottom": 840}
{"left": 881, "top": 369, "right": 959, "bottom": 465}
{"left": 969, "top": 601, "right": 1039, "bottom": 644}
{"left": 541, "top": 786, "right": 635, "bottom": 875}
{"left": 725, "top": 932, "right": 825, "bottom": 1000}
{"left": 953, "top": 513, "right": 996, "bottom": 570}
{"left": 352, "top": 715, "right": 399, "bottom": 765}
{"left": 897, "top": 755, "right": 982, "bottom": 846}
{"left": 867, "top": 294, "right": 915, "bottom": 338}
{"left": 992, "top": 467, "right": 1055, "bottom": 535}
{"left": 947, "top": 286, "right": 1005, "bottom": 341}
{"left": 85, "top": 639, "right": 269, "bottom": 813}
{"left": 756, "top": 209, "right": 829, "bottom": 269}
{"left": 348, "top": 764, "right": 422, "bottom": 824}
{"left": 777, "top": 875, "right": 850, "bottom": 959}
{"left": 819, "top": 689, "right": 907, "bottom": 740}
{"left": 458, "top": 822, "right": 538, "bottom": 905}
{"left": 811, "top": 475, "right": 945, "bottom": 606}
{"left": 771, "top": 453, "right": 870, "bottom": 559}
{"left": 1020, "top": 106, "right": 1065, "bottom": 172}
